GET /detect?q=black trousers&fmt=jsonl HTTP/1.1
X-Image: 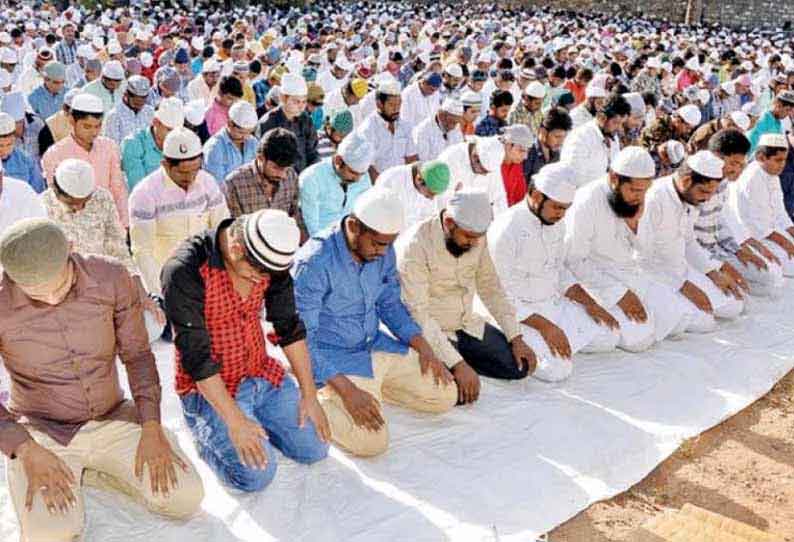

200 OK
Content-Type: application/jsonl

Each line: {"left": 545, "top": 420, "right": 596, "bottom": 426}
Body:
{"left": 451, "top": 323, "right": 528, "bottom": 380}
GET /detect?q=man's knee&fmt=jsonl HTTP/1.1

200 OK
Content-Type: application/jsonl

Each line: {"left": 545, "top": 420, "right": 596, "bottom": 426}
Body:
{"left": 345, "top": 425, "right": 390, "bottom": 457}
{"left": 22, "top": 509, "right": 84, "bottom": 542}
{"left": 289, "top": 437, "right": 330, "bottom": 465}
{"left": 714, "top": 296, "right": 744, "bottom": 320}
{"left": 150, "top": 468, "right": 205, "bottom": 519}
{"left": 227, "top": 454, "right": 278, "bottom": 493}
{"left": 423, "top": 382, "right": 458, "bottom": 413}
{"left": 532, "top": 356, "right": 572, "bottom": 382}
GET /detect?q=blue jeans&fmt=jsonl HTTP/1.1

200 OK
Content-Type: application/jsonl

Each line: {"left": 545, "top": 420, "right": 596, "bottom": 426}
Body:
{"left": 181, "top": 377, "right": 328, "bottom": 492}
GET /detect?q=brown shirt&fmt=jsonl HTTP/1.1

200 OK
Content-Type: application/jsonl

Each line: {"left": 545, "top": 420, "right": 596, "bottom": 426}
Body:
{"left": 687, "top": 119, "right": 721, "bottom": 153}
{"left": 0, "top": 254, "right": 161, "bottom": 457}
{"left": 222, "top": 161, "right": 307, "bottom": 238}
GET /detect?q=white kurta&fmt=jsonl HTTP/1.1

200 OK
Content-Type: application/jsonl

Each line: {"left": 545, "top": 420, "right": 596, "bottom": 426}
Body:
{"left": 728, "top": 160, "right": 794, "bottom": 276}
{"left": 356, "top": 112, "right": 417, "bottom": 175}
{"left": 569, "top": 103, "right": 594, "bottom": 129}
{"left": 316, "top": 70, "right": 348, "bottom": 95}
{"left": 400, "top": 82, "right": 441, "bottom": 132}
{"left": 638, "top": 176, "right": 744, "bottom": 327}
{"left": 435, "top": 141, "right": 508, "bottom": 217}
{"left": 488, "top": 203, "right": 619, "bottom": 382}
{"left": 411, "top": 115, "right": 464, "bottom": 162}
{"left": 560, "top": 120, "right": 620, "bottom": 188}
{"left": 564, "top": 177, "right": 694, "bottom": 350}
{"left": 377, "top": 164, "right": 440, "bottom": 230}
{"left": 324, "top": 87, "right": 363, "bottom": 129}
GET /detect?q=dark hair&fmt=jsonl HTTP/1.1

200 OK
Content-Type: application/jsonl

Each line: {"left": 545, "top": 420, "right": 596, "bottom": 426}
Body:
{"left": 641, "top": 91, "right": 658, "bottom": 108}
{"left": 708, "top": 129, "right": 750, "bottom": 156}
{"left": 221, "top": 38, "right": 234, "bottom": 50}
{"left": 202, "top": 46, "right": 214, "bottom": 59}
{"left": 249, "top": 60, "right": 262, "bottom": 75}
{"left": 496, "top": 58, "right": 513, "bottom": 71}
{"left": 552, "top": 66, "right": 567, "bottom": 80}
{"left": 576, "top": 67, "right": 593, "bottom": 82}
{"left": 599, "top": 93, "right": 631, "bottom": 119}
{"left": 672, "top": 57, "right": 686, "bottom": 69}
{"left": 542, "top": 107, "right": 573, "bottom": 132}
{"left": 71, "top": 110, "right": 103, "bottom": 122}
{"left": 609, "top": 62, "right": 622, "bottom": 78}
{"left": 218, "top": 75, "right": 244, "bottom": 98}
{"left": 376, "top": 92, "right": 399, "bottom": 104}
{"left": 490, "top": 89, "right": 514, "bottom": 109}
{"left": 258, "top": 127, "right": 298, "bottom": 167}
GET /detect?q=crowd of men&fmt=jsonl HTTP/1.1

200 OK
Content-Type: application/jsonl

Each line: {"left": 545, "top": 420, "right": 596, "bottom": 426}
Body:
{"left": 2, "top": 0, "right": 794, "bottom": 539}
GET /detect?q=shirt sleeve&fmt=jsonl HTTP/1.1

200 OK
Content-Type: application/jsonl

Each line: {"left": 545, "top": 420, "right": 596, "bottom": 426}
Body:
{"left": 376, "top": 250, "right": 422, "bottom": 344}
{"left": 475, "top": 239, "right": 520, "bottom": 341}
{"left": 27, "top": 154, "right": 46, "bottom": 193}
{"left": 112, "top": 263, "right": 162, "bottom": 425}
{"left": 737, "top": 172, "right": 775, "bottom": 239}
{"left": 303, "top": 116, "right": 319, "bottom": 168}
{"left": 100, "top": 190, "right": 138, "bottom": 276}
{"left": 103, "top": 112, "right": 120, "bottom": 144}
{"left": 107, "top": 143, "right": 129, "bottom": 229}
{"left": 161, "top": 248, "right": 221, "bottom": 383}
{"left": 129, "top": 188, "right": 162, "bottom": 294}
{"left": 222, "top": 177, "right": 244, "bottom": 218}
{"left": 207, "top": 182, "right": 230, "bottom": 228}
{"left": 121, "top": 135, "right": 148, "bottom": 189}
{"left": 292, "top": 251, "right": 338, "bottom": 384}
{"left": 0, "top": 397, "right": 32, "bottom": 458}
{"left": 298, "top": 171, "right": 321, "bottom": 237}
{"left": 396, "top": 232, "right": 463, "bottom": 368}
{"left": 487, "top": 223, "right": 534, "bottom": 321}
{"left": 264, "top": 273, "right": 307, "bottom": 347}
{"left": 203, "top": 138, "right": 227, "bottom": 184}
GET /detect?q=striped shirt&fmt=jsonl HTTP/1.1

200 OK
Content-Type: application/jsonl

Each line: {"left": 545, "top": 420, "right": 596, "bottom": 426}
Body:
{"left": 694, "top": 181, "right": 743, "bottom": 260}
{"left": 128, "top": 167, "right": 229, "bottom": 294}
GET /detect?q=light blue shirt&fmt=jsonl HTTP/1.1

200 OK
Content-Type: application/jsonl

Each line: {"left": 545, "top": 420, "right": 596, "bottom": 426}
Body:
{"left": 27, "top": 85, "right": 65, "bottom": 120}
{"left": 747, "top": 110, "right": 783, "bottom": 155}
{"left": 292, "top": 223, "right": 421, "bottom": 385}
{"left": 203, "top": 128, "right": 257, "bottom": 184}
{"left": 3, "top": 146, "right": 45, "bottom": 193}
{"left": 298, "top": 158, "right": 371, "bottom": 237}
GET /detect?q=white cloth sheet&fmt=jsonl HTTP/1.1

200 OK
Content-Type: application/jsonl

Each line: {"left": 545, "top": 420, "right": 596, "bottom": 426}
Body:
{"left": 1, "top": 288, "right": 794, "bottom": 541}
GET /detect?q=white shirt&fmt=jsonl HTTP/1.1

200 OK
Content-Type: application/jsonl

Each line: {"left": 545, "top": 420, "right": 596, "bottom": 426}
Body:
{"left": 411, "top": 114, "right": 463, "bottom": 162}
{"left": 15, "top": 66, "right": 41, "bottom": 95}
{"left": 0, "top": 176, "right": 46, "bottom": 273}
{"left": 488, "top": 202, "right": 576, "bottom": 321}
{"left": 560, "top": 119, "right": 620, "bottom": 188}
{"left": 400, "top": 81, "right": 441, "bottom": 132}
{"left": 569, "top": 103, "right": 594, "bottom": 129}
{"left": 637, "top": 176, "right": 721, "bottom": 289}
{"left": 377, "top": 164, "right": 439, "bottom": 230}
{"left": 728, "top": 160, "right": 794, "bottom": 240}
{"left": 356, "top": 112, "right": 417, "bottom": 174}
{"left": 356, "top": 90, "right": 377, "bottom": 127}
{"left": 187, "top": 75, "right": 213, "bottom": 106}
{"left": 564, "top": 176, "right": 648, "bottom": 307}
{"left": 435, "top": 141, "right": 508, "bottom": 216}
{"left": 316, "top": 69, "right": 347, "bottom": 95}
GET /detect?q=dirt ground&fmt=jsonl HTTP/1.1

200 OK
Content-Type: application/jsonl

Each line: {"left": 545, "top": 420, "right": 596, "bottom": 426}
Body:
{"left": 549, "top": 369, "right": 794, "bottom": 542}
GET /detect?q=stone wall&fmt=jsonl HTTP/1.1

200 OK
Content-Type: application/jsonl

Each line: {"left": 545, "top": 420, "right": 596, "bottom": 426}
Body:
{"left": 520, "top": 0, "right": 794, "bottom": 29}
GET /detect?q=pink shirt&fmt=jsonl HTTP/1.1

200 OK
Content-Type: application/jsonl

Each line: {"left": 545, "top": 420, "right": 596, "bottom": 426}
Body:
{"left": 41, "top": 135, "right": 129, "bottom": 228}
{"left": 205, "top": 99, "right": 230, "bottom": 137}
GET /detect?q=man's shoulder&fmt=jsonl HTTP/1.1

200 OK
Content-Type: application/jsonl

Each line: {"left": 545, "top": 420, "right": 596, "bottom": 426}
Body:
{"left": 74, "top": 252, "right": 129, "bottom": 280}
{"left": 224, "top": 161, "right": 256, "bottom": 185}
{"left": 295, "top": 227, "right": 338, "bottom": 267}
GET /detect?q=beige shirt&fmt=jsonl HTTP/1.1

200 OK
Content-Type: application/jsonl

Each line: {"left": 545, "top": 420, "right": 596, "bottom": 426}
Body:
{"left": 396, "top": 214, "right": 521, "bottom": 368}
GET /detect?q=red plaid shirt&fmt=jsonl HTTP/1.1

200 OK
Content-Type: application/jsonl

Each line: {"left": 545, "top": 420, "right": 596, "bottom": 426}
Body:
{"left": 174, "top": 262, "right": 285, "bottom": 397}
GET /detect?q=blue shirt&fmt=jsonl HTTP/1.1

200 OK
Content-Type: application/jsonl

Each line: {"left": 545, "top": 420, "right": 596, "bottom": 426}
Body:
{"left": 191, "top": 57, "right": 204, "bottom": 77}
{"left": 292, "top": 223, "right": 422, "bottom": 385}
{"left": 298, "top": 158, "right": 372, "bottom": 236}
{"left": 253, "top": 79, "right": 270, "bottom": 110}
{"left": 27, "top": 86, "right": 65, "bottom": 120}
{"left": 310, "top": 106, "right": 324, "bottom": 131}
{"left": 747, "top": 110, "right": 783, "bottom": 155}
{"left": 3, "top": 146, "right": 46, "bottom": 193}
{"left": 203, "top": 128, "right": 258, "bottom": 184}
{"left": 121, "top": 128, "right": 163, "bottom": 191}
{"left": 475, "top": 114, "right": 507, "bottom": 137}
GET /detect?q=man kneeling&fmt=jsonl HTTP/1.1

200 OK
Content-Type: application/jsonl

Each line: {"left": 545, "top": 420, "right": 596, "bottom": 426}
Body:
{"left": 292, "top": 189, "right": 457, "bottom": 457}
{"left": 162, "top": 210, "right": 329, "bottom": 492}
{"left": 488, "top": 163, "right": 620, "bottom": 382}
{"left": 0, "top": 219, "right": 203, "bottom": 542}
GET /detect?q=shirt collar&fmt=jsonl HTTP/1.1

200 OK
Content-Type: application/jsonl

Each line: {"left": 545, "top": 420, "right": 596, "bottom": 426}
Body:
{"left": 332, "top": 218, "right": 361, "bottom": 271}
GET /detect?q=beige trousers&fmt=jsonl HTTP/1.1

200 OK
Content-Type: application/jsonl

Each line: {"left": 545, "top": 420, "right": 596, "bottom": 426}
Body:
{"left": 6, "top": 420, "right": 204, "bottom": 542}
{"left": 318, "top": 350, "right": 458, "bottom": 457}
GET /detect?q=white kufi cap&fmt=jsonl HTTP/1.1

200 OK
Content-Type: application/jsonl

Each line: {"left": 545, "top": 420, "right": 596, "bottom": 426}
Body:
{"left": 676, "top": 104, "right": 702, "bottom": 128}
{"left": 686, "top": 150, "right": 724, "bottom": 179}
{"left": 475, "top": 136, "right": 506, "bottom": 172}
{"left": 611, "top": 146, "right": 656, "bottom": 178}
{"left": 446, "top": 189, "right": 492, "bottom": 233}
{"left": 155, "top": 97, "right": 185, "bottom": 130}
{"left": 229, "top": 101, "right": 258, "bottom": 130}
{"left": 533, "top": 162, "right": 577, "bottom": 204}
{"left": 55, "top": 158, "right": 95, "bottom": 198}
{"left": 163, "top": 128, "right": 202, "bottom": 160}
{"left": 338, "top": 132, "right": 374, "bottom": 173}
{"left": 353, "top": 187, "right": 404, "bottom": 234}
